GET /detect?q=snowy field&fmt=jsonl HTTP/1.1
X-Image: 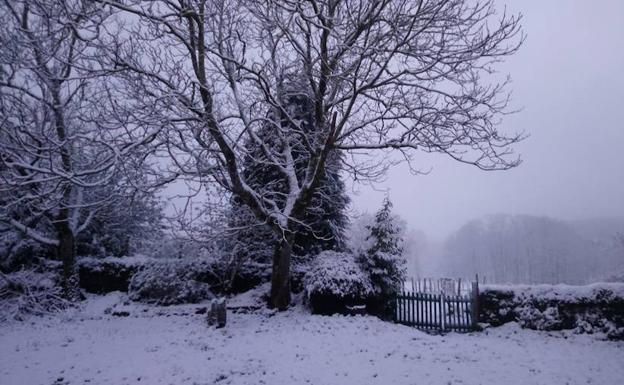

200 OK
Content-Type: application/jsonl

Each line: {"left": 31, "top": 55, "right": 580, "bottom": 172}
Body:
{"left": 1, "top": 288, "right": 623, "bottom": 385}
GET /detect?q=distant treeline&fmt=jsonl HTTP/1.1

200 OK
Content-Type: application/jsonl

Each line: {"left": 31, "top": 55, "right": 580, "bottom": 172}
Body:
{"left": 435, "top": 214, "right": 624, "bottom": 284}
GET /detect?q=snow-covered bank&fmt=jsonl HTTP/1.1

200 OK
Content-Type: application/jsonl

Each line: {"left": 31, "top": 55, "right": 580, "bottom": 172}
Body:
{"left": 1, "top": 292, "right": 623, "bottom": 385}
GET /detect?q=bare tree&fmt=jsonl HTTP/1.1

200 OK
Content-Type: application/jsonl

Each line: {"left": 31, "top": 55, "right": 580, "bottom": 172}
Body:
{"left": 102, "top": 0, "right": 524, "bottom": 309}
{"left": 0, "top": 0, "right": 155, "bottom": 300}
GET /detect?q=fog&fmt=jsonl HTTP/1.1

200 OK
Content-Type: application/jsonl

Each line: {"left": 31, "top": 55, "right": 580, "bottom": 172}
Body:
{"left": 150, "top": 0, "right": 624, "bottom": 284}
{"left": 350, "top": 0, "right": 624, "bottom": 241}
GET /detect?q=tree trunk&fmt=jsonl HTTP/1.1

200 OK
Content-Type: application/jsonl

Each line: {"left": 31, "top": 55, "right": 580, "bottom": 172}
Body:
{"left": 269, "top": 235, "right": 293, "bottom": 310}
{"left": 57, "top": 223, "right": 81, "bottom": 301}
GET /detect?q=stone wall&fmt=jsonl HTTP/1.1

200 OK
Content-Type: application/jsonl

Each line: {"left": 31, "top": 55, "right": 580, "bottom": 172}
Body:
{"left": 478, "top": 283, "right": 624, "bottom": 340}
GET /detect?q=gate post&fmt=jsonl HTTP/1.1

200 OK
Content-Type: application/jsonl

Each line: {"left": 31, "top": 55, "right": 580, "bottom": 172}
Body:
{"left": 440, "top": 294, "right": 446, "bottom": 332}
{"left": 471, "top": 275, "right": 479, "bottom": 330}
{"left": 393, "top": 293, "right": 400, "bottom": 323}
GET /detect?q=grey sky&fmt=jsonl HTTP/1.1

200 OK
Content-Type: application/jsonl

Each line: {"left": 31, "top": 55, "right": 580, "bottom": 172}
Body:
{"left": 350, "top": 0, "right": 624, "bottom": 240}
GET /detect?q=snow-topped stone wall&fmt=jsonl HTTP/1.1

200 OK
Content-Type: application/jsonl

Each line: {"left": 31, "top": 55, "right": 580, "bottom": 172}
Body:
{"left": 479, "top": 283, "right": 624, "bottom": 340}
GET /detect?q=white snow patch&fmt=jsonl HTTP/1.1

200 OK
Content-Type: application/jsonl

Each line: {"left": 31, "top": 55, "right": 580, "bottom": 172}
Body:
{"left": 78, "top": 255, "right": 155, "bottom": 268}
{"left": 1, "top": 292, "right": 623, "bottom": 385}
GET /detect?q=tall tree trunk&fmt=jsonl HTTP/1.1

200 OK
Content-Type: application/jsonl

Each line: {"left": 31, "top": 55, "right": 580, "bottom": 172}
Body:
{"left": 269, "top": 235, "right": 293, "bottom": 310}
{"left": 57, "top": 223, "right": 81, "bottom": 301}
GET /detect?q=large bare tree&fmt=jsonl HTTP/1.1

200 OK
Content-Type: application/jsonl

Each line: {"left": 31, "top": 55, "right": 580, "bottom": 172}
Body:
{"left": 0, "top": 0, "right": 156, "bottom": 300}
{"left": 102, "top": 0, "right": 524, "bottom": 309}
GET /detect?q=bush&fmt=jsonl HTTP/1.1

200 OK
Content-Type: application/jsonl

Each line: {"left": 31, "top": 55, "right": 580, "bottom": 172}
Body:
{"left": 304, "top": 251, "right": 373, "bottom": 315}
{"left": 0, "top": 233, "right": 51, "bottom": 273}
{"left": 128, "top": 261, "right": 214, "bottom": 305}
{"left": 0, "top": 269, "right": 72, "bottom": 323}
{"left": 78, "top": 252, "right": 273, "bottom": 298}
{"left": 194, "top": 259, "right": 271, "bottom": 294}
{"left": 140, "top": 238, "right": 273, "bottom": 295}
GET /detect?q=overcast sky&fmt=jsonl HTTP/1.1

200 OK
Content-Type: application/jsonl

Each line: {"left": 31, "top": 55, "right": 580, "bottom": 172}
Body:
{"left": 350, "top": 0, "right": 624, "bottom": 240}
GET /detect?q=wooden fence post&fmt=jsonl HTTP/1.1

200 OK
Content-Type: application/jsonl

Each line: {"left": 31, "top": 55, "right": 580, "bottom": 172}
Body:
{"left": 471, "top": 275, "right": 479, "bottom": 330}
{"left": 440, "top": 294, "right": 446, "bottom": 332}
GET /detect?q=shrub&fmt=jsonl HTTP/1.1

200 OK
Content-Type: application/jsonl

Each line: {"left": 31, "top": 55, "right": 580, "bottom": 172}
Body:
{"left": 304, "top": 251, "right": 373, "bottom": 314}
{"left": 0, "top": 269, "right": 72, "bottom": 323}
{"left": 194, "top": 258, "right": 272, "bottom": 294}
{"left": 78, "top": 253, "right": 273, "bottom": 298}
{"left": 0, "top": 232, "right": 51, "bottom": 273}
{"left": 128, "top": 261, "right": 214, "bottom": 305}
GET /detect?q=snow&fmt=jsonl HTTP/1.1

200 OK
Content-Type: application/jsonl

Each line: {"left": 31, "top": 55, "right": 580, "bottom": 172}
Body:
{"left": 78, "top": 255, "right": 156, "bottom": 269}
{"left": 2, "top": 288, "right": 624, "bottom": 385}
{"left": 482, "top": 282, "right": 624, "bottom": 301}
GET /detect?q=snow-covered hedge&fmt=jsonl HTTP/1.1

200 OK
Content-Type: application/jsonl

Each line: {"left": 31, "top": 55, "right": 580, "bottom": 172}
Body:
{"left": 480, "top": 283, "right": 624, "bottom": 340}
{"left": 205, "top": 260, "right": 272, "bottom": 294}
{"left": 78, "top": 256, "right": 272, "bottom": 295}
{"left": 128, "top": 260, "right": 214, "bottom": 305}
{"left": 304, "top": 251, "right": 373, "bottom": 314}
{"left": 78, "top": 256, "right": 148, "bottom": 293}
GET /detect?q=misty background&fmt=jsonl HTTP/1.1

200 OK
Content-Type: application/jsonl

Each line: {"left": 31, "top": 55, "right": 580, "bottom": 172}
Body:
{"left": 345, "top": 0, "right": 624, "bottom": 281}
{"left": 159, "top": 0, "right": 624, "bottom": 284}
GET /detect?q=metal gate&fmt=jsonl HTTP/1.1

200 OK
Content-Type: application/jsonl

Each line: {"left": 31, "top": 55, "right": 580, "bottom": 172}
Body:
{"left": 393, "top": 278, "right": 479, "bottom": 332}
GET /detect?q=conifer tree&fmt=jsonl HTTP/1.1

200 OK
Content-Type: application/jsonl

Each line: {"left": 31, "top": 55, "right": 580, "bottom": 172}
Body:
{"left": 228, "top": 75, "right": 350, "bottom": 261}
{"left": 361, "top": 197, "right": 407, "bottom": 298}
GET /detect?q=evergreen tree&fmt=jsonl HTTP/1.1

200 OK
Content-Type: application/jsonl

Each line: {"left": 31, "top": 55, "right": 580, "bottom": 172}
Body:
{"left": 360, "top": 197, "right": 407, "bottom": 298}
{"left": 227, "top": 75, "right": 350, "bottom": 261}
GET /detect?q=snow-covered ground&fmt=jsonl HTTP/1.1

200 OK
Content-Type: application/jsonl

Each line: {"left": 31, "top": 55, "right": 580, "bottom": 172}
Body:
{"left": 1, "top": 288, "right": 623, "bottom": 385}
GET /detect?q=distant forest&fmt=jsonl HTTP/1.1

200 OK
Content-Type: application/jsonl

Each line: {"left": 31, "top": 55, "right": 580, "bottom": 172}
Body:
{"left": 421, "top": 215, "right": 624, "bottom": 285}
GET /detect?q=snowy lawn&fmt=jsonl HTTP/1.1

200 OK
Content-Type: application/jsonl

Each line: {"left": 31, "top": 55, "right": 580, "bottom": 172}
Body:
{"left": 1, "top": 290, "right": 623, "bottom": 385}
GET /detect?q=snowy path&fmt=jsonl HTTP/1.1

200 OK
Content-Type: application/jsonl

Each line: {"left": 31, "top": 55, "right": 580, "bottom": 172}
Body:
{"left": 1, "top": 295, "right": 623, "bottom": 385}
